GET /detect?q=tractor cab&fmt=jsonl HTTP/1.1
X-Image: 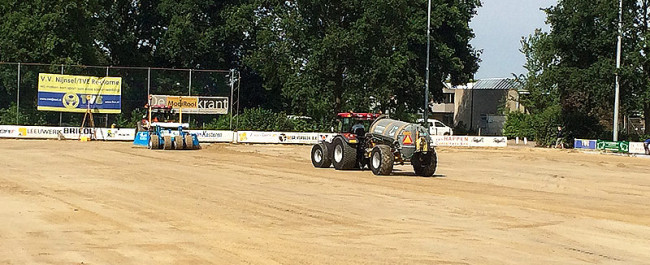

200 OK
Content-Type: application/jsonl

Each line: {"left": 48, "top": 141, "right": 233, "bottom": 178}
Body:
{"left": 336, "top": 112, "right": 382, "bottom": 136}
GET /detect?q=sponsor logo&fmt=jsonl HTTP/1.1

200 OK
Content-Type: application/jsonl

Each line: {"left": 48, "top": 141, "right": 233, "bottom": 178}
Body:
{"left": 62, "top": 128, "right": 96, "bottom": 135}
{"left": 279, "top": 133, "right": 318, "bottom": 142}
{"left": 0, "top": 129, "right": 15, "bottom": 135}
{"left": 62, "top": 93, "right": 80, "bottom": 109}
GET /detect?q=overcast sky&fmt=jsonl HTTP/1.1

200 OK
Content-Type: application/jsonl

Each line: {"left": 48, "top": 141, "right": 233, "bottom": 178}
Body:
{"left": 470, "top": 0, "right": 557, "bottom": 79}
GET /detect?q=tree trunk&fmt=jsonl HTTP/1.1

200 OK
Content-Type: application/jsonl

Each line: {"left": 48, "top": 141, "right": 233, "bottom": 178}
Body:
{"left": 643, "top": 102, "right": 650, "bottom": 135}
{"left": 332, "top": 67, "right": 345, "bottom": 115}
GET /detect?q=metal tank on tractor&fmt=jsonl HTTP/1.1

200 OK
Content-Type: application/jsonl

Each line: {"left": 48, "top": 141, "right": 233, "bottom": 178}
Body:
{"left": 311, "top": 113, "right": 437, "bottom": 177}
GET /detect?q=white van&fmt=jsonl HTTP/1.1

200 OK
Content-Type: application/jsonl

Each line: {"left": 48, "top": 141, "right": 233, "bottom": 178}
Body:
{"left": 417, "top": 119, "right": 453, "bottom": 136}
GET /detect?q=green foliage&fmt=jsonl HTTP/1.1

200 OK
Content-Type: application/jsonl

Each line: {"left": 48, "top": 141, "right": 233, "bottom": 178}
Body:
{"left": 504, "top": 106, "right": 562, "bottom": 146}
{"left": 113, "top": 109, "right": 146, "bottom": 129}
{"left": 0, "top": 102, "right": 48, "bottom": 125}
{"left": 203, "top": 108, "right": 329, "bottom": 132}
{"left": 520, "top": 0, "right": 650, "bottom": 140}
{"left": 225, "top": 0, "right": 481, "bottom": 121}
{"left": 0, "top": 0, "right": 482, "bottom": 129}
{"left": 503, "top": 112, "right": 535, "bottom": 139}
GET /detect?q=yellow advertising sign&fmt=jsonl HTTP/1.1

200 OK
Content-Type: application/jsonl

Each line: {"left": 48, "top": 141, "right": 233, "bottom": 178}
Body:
{"left": 37, "top": 73, "right": 122, "bottom": 114}
{"left": 165, "top": 96, "right": 199, "bottom": 109}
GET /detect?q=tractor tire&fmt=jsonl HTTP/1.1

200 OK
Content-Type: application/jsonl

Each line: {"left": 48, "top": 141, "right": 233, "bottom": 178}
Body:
{"left": 370, "top": 145, "right": 394, "bottom": 176}
{"left": 311, "top": 143, "right": 332, "bottom": 168}
{"left": 174, "top": 136, "right": 184, "bottom": 150}
{"left": 149, "top": 134, "right": 160, "bottom": 149}
{"left": 185, "top": 134, "right": 195, "bottom": 150}
{"left": 332, "top": 138, "right": 357, "bottom": 170}
{"left": 163, "top": 135, "right": 173, "bottom": 150}
{"left": 412, "top": 149, "right": 438, "bottom": 177}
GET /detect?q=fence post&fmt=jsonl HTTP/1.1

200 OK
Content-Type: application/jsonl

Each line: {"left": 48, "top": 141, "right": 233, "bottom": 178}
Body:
{"left": 16, "top": 63, "right": 20, "bottom": 124}
{"left": 147, "top": 67, "right": 151, "bottom": 99}
{"left": 188, "top": 69, "right": 192, "bottom": 125}
{"left": 229, "top": 69, "right": 234, "bottom": 130}
{"left": 60, "top": 65, "right": 64, "bottom": 126}
{"left": 236, "top": 71, "right": 241, "bottom": 130}
{"left": 106, "top": 66, "right": 109, "bottom": 127}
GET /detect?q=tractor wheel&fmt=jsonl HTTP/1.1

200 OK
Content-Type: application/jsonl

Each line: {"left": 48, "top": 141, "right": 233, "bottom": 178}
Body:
{"left": 370, "top": 145, "right": 394, "bottom": 175}
{"left": 149, "top": 134, "right": 160, "bottom": 149}
{"left": 185, "top": 134, "right": 195, "bottom": 150}
{"left": 311, "top": 143, "right": 332, "bottom": 168}
{"left": 332, "top": 138, "right": 357, "bottom": 170}
{"left": 163, "top": 135, "right": 173, "bottom": 150}
{"left": 174, "top": 136, "right": 184, "bottom": 150}
{"left": 412, "top": 149, "right": 438, "bottom": 177}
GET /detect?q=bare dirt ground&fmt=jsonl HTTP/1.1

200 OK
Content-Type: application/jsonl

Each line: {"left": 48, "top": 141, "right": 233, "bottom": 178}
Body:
{"left": 1, "top": 140, "right": 649, "bottom": 265}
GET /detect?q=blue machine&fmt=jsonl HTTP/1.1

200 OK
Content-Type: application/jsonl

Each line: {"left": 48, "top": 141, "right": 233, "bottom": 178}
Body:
{"left": 133, "top": 124, "right": 200, "bottom": 150}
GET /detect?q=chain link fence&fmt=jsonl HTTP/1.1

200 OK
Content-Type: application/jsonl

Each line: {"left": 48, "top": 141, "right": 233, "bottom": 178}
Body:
{"left": 0, "top": 62, "right": 238, "bottom": 129}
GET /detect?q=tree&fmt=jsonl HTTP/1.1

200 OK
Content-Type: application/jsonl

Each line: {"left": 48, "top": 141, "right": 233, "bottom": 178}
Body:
{"left": 519, "top": 0, "right": 650, "bottom": 139}
{"left": 628, "top": 0, "right": 650, "bottom": 135}
{"left": 225, "top": 0, "right": 481, "bottom": 121}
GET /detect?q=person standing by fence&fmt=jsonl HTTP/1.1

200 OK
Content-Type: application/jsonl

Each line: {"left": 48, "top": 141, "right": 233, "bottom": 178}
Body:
{"left": 555, "top": 126, "right": 564, "bottom": 149}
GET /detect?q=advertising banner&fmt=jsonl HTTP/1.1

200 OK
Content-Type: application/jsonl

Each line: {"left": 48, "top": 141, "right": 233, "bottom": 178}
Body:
{"left": 629, "top": 142, "right": 647, "bottom": 154}
{"left": 98, "top": 128, "right": 136, "bottom": 141}
{"left": 37, "top": 73, "right": 122, "bottom": 113}
{"left": 574, "top": 139, "right": 597, "bottom": 150}
{"left": 237, "top": 131, "right": 336, "bottom": 144}
{"left": 430, "top": 136, "right": 470, "bottom": 147}
{"left": 430, "top": 136, "right": 508, "bottom": 147}
{"left": 469, "top": 136, "right": 508, "bottom": 147}
{"left": 0, "top": 125, "right": 19, "bottom": 137}
{"left": 186, "top": 130, "right": 234, "bottom": 143}
{"left": 0, "top": 125, "right": 134, "bottom": 141}
{"left": 150, "top": 95, "right": 228, "bottom": 114}
{"left": 596, "top": 140, "right": 629, "bottom": 153}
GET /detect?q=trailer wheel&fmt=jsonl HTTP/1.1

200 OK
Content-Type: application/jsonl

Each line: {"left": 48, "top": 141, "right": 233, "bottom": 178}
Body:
{"left": 370, "top": 145, "right": 394, "bottom": 175}
{"left": 174, "top": 136, "right": 184, "bottom": 150}
{"left": 332, "top": 137, "right": 357, "bottom": 170}
{"left": 163, "top": 135, "right": 173, "bottom": 150}
{"left": 149, "top": 135, "right": 160, "bottom": 149}
{"left": 311, "top": 143, "right": 332, "bottom": 168}
{"left": 185, "top": 134, "right": 195, "bottom": 150}
{"left": 412, "top": 149, "right": 437, "bottom": 177}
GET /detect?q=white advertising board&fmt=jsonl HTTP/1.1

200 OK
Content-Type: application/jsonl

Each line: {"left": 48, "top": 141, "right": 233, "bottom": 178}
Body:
{"left": 469, "top": 136, "right": 508, "bottom": 147}
{"left": 187, "top": 130, "right": 234, "bottom": 143}
{"left": 0, "top": 125, "right": 136, "bottom": 141}
{"left": 150, "top": 95, "right": 228, "bottom": 114}
{"left": 237, "top": 131, "right": 336, "bottom": 144}
{"left": 430, "top": 135, "right": 508, "bottom": 147}
{"left": 97, "top": 128, "right": 136, "bottom": 141}
{"left": 629, "top": 142, "right": 646, "bottom": 154}
{"left": 430, "top": 136, "right": 470, "bottom": 147}
{"left": 0, "top": 126, "right": 19, "bottom": 137}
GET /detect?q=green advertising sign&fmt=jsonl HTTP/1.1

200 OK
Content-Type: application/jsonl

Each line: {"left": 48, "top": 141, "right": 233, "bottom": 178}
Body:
{"left": 596, "top": 140, "right": 629, "bottom": 153}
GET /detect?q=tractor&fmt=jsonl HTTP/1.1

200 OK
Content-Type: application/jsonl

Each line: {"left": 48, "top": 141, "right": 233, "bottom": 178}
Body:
{"left": 311, "top": 113, "right": 437, "bottom": 177}
{"left": 133, "top": 104, "right": 200, "bottom": 150}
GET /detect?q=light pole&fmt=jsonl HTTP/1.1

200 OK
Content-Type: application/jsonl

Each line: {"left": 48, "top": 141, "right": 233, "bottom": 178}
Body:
{"left": 613, "top": 0, "right": 623, "bottom": 141}
{"left": 424, "top": 0, "right": 432, "bottom": 133}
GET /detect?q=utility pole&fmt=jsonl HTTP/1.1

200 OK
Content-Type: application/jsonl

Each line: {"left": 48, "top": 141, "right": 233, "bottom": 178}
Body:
{"left": 424, "top": 0, "right": 432, "bottom": 133}
{"left": 613, "top": 0, "right": 623, "bottom": 141}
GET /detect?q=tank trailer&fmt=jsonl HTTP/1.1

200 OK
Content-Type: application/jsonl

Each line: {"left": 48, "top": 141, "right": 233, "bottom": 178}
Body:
{"left": 311, "top": 113, "right": 437, "bottom": 177}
